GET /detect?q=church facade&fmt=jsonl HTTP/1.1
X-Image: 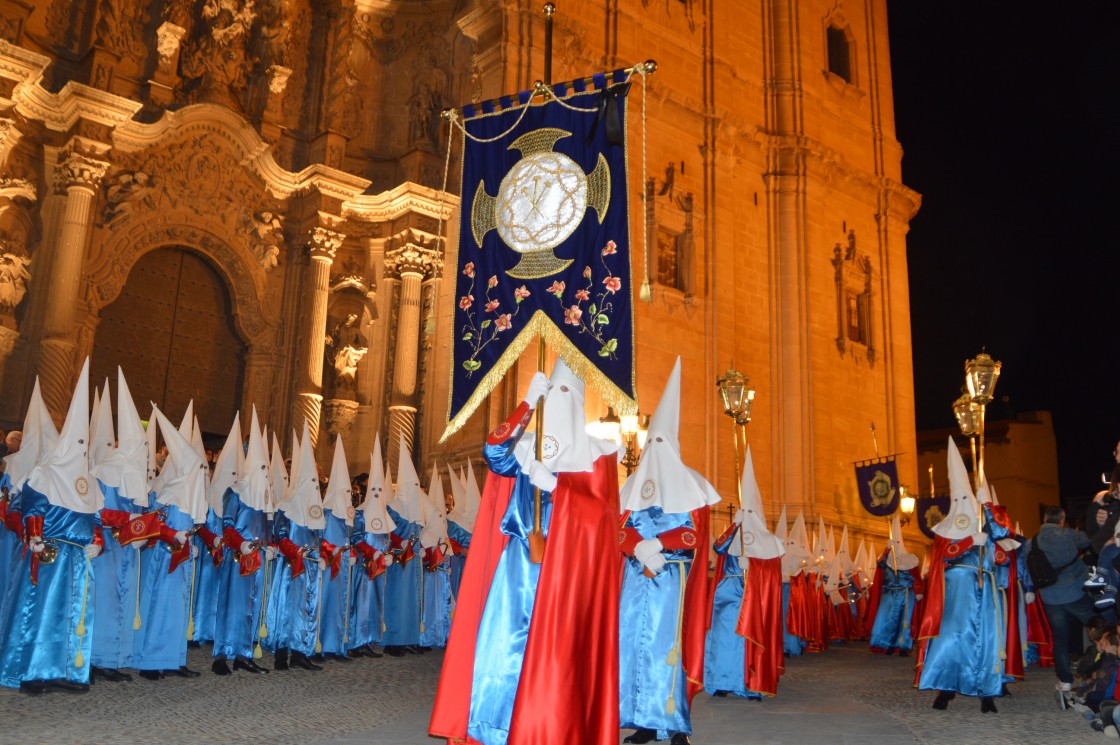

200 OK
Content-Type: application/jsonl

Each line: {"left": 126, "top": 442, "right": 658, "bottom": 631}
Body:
{"left": 0, "top": 0, "right": 920, "bottom": 542}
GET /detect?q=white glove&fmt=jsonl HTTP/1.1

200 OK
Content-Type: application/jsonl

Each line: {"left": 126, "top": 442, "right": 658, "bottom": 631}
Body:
{"left": 372, "top": 550, "right": 383, "bottom": 560}
{"left": 318, "top": 557, "right": 328, "bottom": 570}
{"left": 523, "top": 371, "right": 550, "bottom": 407}
{"left": 348, "top": 553, "right": 358, "bottom": 567}
{"left": 240, "top": 541, "right": 254, "bottom": 555}
{"left": 915, "top": 594, "right": 924, "bottom": 601}
{"left": 28, "top": 539, "right": 45, "bottom": 554}
{"left": 332, "top": 545, "right": 342, "bottom": 557}
{"left": 1025, "top": 591, "right": 1036, "bottom": 604}
{"left": 85, "top": 543, "right": 102, "bottom": 559}
{"left": 175, "top": 530, "right": 189, "bottom": 546}
{"left": 972, "top": 532, "right": 989, "bottom": 547}
{"left": 643, "top": 553, "right": 667, "bottom": 575}
{"left": 129, "top": 513, "right": 142, "bottom": 520}
{"left": 633, "top": 537, "right": 664, "bottom": 565}
{"left": 383, "top": 554, "right": 394, "bottom": 566}
{"left": 528, "top": 460, "right": 558, "bottom": 493}
{"left": 265, "top": 545, "right": 277, "bottom": 561}
{"left": 191, "top": 544, "right": 200, "bottom": 559}
{"left": 213, "top": 538, "right": 223, "bottom": 550}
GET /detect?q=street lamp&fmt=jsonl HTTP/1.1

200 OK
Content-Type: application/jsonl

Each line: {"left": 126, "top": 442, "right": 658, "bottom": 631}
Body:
{"left": 898, "top": 484, "right": 916, "bottom": 526}
{"left": 965, "top": 351, "right": 1002, "bottom": 489}
{"left": 716, "top": 363, "right": 756, "bottom": 507}
{"left": 952, "top": 391, "right": 981, "bottom": 478}
{"left": 619, "top": 410, "right": 648, "bottom": 476}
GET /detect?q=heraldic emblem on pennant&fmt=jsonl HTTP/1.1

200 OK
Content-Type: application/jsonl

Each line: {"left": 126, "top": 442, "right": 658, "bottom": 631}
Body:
{"left": 441, "top": 70, "right": 645, "bottom": 440}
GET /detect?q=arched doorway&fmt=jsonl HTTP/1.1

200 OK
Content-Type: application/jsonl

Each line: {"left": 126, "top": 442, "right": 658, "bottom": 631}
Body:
{"left": 91, "top": 246, "right": 246, "bottom": 438}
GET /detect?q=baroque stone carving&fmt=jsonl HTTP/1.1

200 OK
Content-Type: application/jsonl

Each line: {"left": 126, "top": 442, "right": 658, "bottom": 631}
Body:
{"left": 178, "top": 0, "right": 257, "bottom": 106}
{"left": 156, "top": 22, "right": 187, "bottom": 67}
{"left": 322, "top": 397, "right": 359, "bottom": 437}
{"left": 831, "top": 230, "right": 875, "bottom": 365}
{"left": 95, "top": 0, "right": 149, "bottom": 59}
{"left": 0, "top": 248, "right": 29, "bottom": 313}
{"left": 307, "top": 226, "right": 344, "bottom": 261}
{"left": 384, "top": 241, "right": 442, "bottom": 279}
{"left": 238, "top": 209, "right": 284, "bottom": 270}
{"left": 325, "top": 312, "right": 367, "bottom": 398}
{"left": 103, "top": 170, "right": 156, "bottom": 224}
{"left": 54, "top": 152, "right": 109, "bottom": 193}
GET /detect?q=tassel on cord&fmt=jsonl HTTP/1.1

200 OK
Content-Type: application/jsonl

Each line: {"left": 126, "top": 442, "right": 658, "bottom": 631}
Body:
{"left": 75, "top": 553, "right": 92, "bottom": 669}
{"left": 132, "top": 545, "right": 143, "bottom": 631}
{"left": 186, "top": 552, "right": 197, "bottom": 641}
{"left": 637, "top": 63, "right": 652, "bottom": 303}
{"left": 342, "top": 551, "right": 353, "bottom": 646}
{"left": 663, "top": 558, "right": 687, "bottom": 713}
{"left": 419, "top": 553, "right": 427, "bottom": 635}
{"left": 314, "top": 562, "right": 325, "bottom": 654}
{"left": 254, "top": 553, "right": 270, "bottom": 659}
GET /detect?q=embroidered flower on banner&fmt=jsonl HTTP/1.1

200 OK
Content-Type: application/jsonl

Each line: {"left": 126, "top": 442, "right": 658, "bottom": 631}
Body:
{"left": 549, "top": 240, "right": 622, "bottom": 360}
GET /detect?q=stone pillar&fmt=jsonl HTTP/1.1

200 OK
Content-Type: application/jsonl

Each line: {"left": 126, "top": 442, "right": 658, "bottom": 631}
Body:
{"left": 292, "top": 226, "right": 343, "bottom": 447}
{"left": 383, "top": 242, "right": 441, "bottom": 469}
{"left": 37, "top": 150, "right": 108, "bottom": 421}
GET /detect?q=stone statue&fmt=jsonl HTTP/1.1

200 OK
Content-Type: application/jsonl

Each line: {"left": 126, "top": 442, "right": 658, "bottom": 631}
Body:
{"left": 325, "top": 313, "right": 368, "bottom": 397}
{"left": 239, "top": 210, "right": 284, "bottom": 270}
{"left": 0, "top": 250, "right": 31, "bottom": 313}
{"left": 104, "top": 170, "right": 156, "bottom": 223}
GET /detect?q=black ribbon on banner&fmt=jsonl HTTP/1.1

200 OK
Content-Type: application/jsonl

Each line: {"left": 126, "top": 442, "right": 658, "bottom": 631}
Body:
{"left": 854, "top": 455, "right": 900, "bottom": 517}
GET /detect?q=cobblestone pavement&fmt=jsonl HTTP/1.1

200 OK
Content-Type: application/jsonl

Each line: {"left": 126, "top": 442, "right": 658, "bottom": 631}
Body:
{"left": 0, "top": 642, "right": 1107, "bottom": 745}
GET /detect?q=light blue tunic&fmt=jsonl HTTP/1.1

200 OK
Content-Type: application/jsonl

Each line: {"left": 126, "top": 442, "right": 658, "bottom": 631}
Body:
{"left": 212, "top": 488, "right": 267, "bottom": 660}
{"left": 348, "top": 511, "right": 389, "bottom": 650}
{"left": 868, "top": 562, "right": 917, "bottom": 653}
{"left": 381, "top": 505, "right": 422, "bottom": 647}
{"left": 317, "top": 509, "right": 352, "bottom": 656}
{"left": 189, "top": 506, "right": 224, "bottom": 643}
{"left": 90, "top": 481, "right": 142, "bottom": 669}
{"left": 132, "top": 502, "right": 193, "bottom": 671}
{"left": 263, "top": 513, "right": 323, "bottom": 655}
{"left": 448, "top": 520, "right": 472, "bottom": 599}
{"left": 419, "top": 549, "right": 452, "bottom": 649}
{"left": 703, "top": 526, "right": 762, "bottom": 700}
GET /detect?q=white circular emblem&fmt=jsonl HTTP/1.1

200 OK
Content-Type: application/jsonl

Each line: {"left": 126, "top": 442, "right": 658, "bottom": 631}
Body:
{"left": 640, "top": 480, "right": 656, "bottom": 502}
{"left": 953, "top": 514, "right": 971, "bottom": 531}
{"left": 309, "top": 505, "right": 323, "bottom": 519}
{"left": 497, "top": 151, "right": 587, "bottom": 253}
{"left": 74, "top": 476, "right": 89, "bottom": 497}
{"left": 541, "top": 435, "right": 560, "bottom": 460}
{"left": 743, "top": 531, "right": 756, "bottom": 546}
{"left": 370, "top": 517, "right": 383, "bottom": 531}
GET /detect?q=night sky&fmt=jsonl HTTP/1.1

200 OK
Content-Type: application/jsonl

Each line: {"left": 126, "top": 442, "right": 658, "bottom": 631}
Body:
{"left": 887, "top": 3, "right": 1120, "bottom": 503}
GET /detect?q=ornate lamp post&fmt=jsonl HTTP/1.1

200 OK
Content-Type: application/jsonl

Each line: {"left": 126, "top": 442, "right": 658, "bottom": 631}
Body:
{"left": 898, "top": 485, "right": 916, "bottom": 526}
{"left": 952, "top": 391, "right": 982, "bottom": 481}
{"left": 619, "top": 410, "right": 648, "bottom": 476}
{"left": 965, "top": 352, "right": 1002, "bottom": 489}
{"left": 716, "top": 363, "right": 756, "bottom": 506}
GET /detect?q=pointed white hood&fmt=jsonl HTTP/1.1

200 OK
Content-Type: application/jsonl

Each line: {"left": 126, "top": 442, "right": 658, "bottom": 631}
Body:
{"left": 322, "top": 435, "right": 354, "bottom": 526}
{"left": 730, "top": 445, "right": 784, "bottom": 559}
{"left": 4, "top": 377, "right": 59, "bottom": 490}
{"left": 933, "top": 437, "right": 980, "bottom": 539}
{"left": 446, "top": 460, "right": 477, "bottom": 532}
{"left": 835, "top": 526, "right": 855, "bottom": 576}
{"left": 89, "top": 380, "right": 115, "bottom": 468}
{"left": 887, "top": 512, "right": 919, "bottom": 570}
{"left": 782, "top": 512, "right": 811, "bottom": 577}
{"left": 90, "top": 368, "right": 149, "bottom": 504}
{"left": 208, "top": 413, "right": 242, "bottom": 518}
{"left": 150, "top": 406, "right": 209, "bottom": 523}
{"left": 420, "top": 465, "right": 451, "bottom": 551}
{"left": 146, "top": 405, "right": 159, "bottom": 487}
{"left": 515, "top": 357, "right": 619, "bottom": 473}
{"left": 28, "top": 358, "right": 100, "bottom": 512}
{"left": 235, "top": 407, "right": 271, "bottom": 512}
{"left": 278, "top": 420, "right": 324, "bottom": 530}
{"left": 620, "top": 358, "right": 721, "bottom": 513}
{"left": 267, "top": 432, "right": 287, "bottom": 516}
{"left": 389, "top": 434, "right": 426, "bottom": 524}
{"left": 358, "top": 436, "right": 395, "bottom": 534}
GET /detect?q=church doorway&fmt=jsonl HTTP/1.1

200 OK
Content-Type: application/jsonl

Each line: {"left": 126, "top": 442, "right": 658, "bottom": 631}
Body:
{"left": 90, "top": 246, "right": 246, "bottom": 439}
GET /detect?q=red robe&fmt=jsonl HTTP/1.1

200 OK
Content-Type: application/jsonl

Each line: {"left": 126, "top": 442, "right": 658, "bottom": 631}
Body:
{"left": 1025, "top": 594, "right": 1055, "bottom": 667}
{"left": 733, "top": 554, "right": 783, "bottom": 696}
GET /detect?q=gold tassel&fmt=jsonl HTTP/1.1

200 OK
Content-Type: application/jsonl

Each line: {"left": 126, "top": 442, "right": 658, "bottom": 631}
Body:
{"left": 664, "top": 694, "right": 676, "bottom": 715}
{"left": 665, "top": 647, "right": 679, "bottom": 666}
{"left": 186, "top": 552, "right": 197, "bottom": 641}
{"left": 132, "top": 547, "right": 143, "bottom": 631}
{"left": 75, "top": 553, "right": 92, "bottom": 668}
{"left": 314, "top": 564, "right": 325, "bottom": 654}
{"left": 253, "top": 641, "right": 263, "bottom": 660}
{"left": 640, "top": 277, "right": 652, "bottom": 302}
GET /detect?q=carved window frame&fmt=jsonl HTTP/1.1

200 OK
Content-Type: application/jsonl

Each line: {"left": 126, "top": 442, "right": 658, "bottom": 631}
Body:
{"left": 831, "top": 234, "right": 875, "bottom": 366}
{"left": 823, "top": 10, "right": 859, "bottom": 90}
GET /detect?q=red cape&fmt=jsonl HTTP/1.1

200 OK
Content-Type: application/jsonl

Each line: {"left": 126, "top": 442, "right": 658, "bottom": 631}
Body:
{"left": 734, "top": 555, "right": 784, "bottom": 696}
{"left": 1025, "top": 593, "right": 1054, "bottom": 667}
{"left": 1002, "top": 548, "right": 1025, "bottom": 680}
{"left": 681, "top": 507, "right": 712, "bottom": 704}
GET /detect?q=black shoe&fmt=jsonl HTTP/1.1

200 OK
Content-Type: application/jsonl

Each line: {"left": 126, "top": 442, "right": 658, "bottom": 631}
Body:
{"left": 19, "top": 680, "right": 49, "bottom": 695}
{"left": 366, "top": 645, "right": 384, "bottom": 658}
{"left": 289, "top": 651, "right": 323, "bottom": 671}
{"left": 1092, "top": 719, "right": 1106, "bottom": 732}
{"left": 980, "top": 697, "right": 998, "bottom": 713}
{"left": 327, "top": 653, "right": 353, "bottom": 663}
{"left": 403, "top": 645, "right": 421, "bottom": 654}
{"left": 670, "top": 735, "right": 691, "bottom": 745}
{"left": 712, "top": 690, "right": 729, "bottom": 697}
{"left": 233, "top": 657, "right": 268, "bottom": 674}
{"left": 187, "top": 640, "right": 202, "bottom": 648}
{"left": 273, "top": 649, "right": 289, "bottom": 671}
{"left": 898, "top": 650, "right": 910, "bottom": 658}
{"left": 932, "top": 691, "right": 955, "bottom": 710}
{"left": 47, "top": 679, "right": 89, "bottom": 693}
{"left": 885, "top": 647, "right": 895, "bottom": 656}
{"left": 210, "top": 660, "right": 232, "bottom": 676}
{"left": 172, "top": 666, "right": 201, "bottom": 678}
{"left": 91, "top": 666, "right": 132, "bottom": 683}
{"left": 384, "top": 646, "right": 405, "bottom": 657}
{"left": 1001, "top": 684, "right": 1011, "bottom": 696}
{"left": 139, "top": 670, "right": 164, "bottom": 681}
{"left": 623, "top": 729, "right": 658, "bottom": 744}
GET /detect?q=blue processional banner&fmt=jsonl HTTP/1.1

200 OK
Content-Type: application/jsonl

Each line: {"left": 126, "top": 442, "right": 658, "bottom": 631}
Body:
{"left": 916, "top": 495, "right": 951, "bottom": 540}
{"left": 854, "top": 456, "right": 900, "bottom": 517}
{"left": 442, "top": 71, "right": 637, "bottom": 439}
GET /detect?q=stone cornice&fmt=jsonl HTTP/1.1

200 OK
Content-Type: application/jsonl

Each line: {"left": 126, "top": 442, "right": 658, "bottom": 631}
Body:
{"left": 0, "top": 40, "right": 49, "bottom": 94}
{"left": 342, "top": 181, "right": 458, "bottom": 223}
{"left": 13, "top": 80, "right": 142, "bottom": 132}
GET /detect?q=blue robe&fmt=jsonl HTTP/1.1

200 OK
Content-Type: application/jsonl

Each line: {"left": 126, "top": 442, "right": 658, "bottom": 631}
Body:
{"left": 90, "top": 481, "right": 142, "bottom": 670}
{"left": 917, "top": 508, "right": 1009, "bottom": 697}
{"left": 448, "top": 520, "right": 472, "bottom": 599}
{"left": 619, "top": 507, "right": 695, "bottom": 738}
{"left": 419, "top": 549, "right": 453, "bottom": 649}
{"left": 132, "top": 502, "right": 193, "bottom": 671}
{"left": 190, "top": 506, "right": 223, "bottom": 643}
{"left": 348, "top": 512, "right": 389, "bottom": 650}
{"left": 0, "top": 482, "right": 25, "bottom": 641}
{"left": 703, "top": 527, "right": 762, "bottom": 700}
{"left": 263, "top": 513, "right": 323, "bottom": 655}
{"left": 212, "top": 489, "right": 268, "bottom": 660}
{"left": 869, "top": 562, "right": 918, "bottom": 653}
{"left": 317, "top": 509, "right": 352, "bottom": 656}
{"left": 467, "top": 438, "right": 553, "bottom": 745}
{"left": 0, "top": 485, "right": 100, "bottom": 687}
{"left": 381, "top": 506, "right": 422, "bottom": 647}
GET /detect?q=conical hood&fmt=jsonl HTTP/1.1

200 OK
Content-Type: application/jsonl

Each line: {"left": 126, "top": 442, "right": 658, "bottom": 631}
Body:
{"left": 91, "top": 368, "right": 149, "bottom": 504}
{"left": 620, "top": 357, "right": 720, "bottom": 513}
{"left": 267, "top": 432, "right": 287, "bottom": 515}
{"left": 389, "top": 434, "right": 425, "bottom": 523}
{"left": 358, "top": 436, "right": 395, "bottom": 534}
{"left": 853, "top": 538, "right": 867, "bottom": 578}
{"left": 888, "top": 512, "right": 919, "bottom": 570}
{"left": 28, "top": 358, "right": 100, "bottom": 512}
{"left": 775, "top": 505, "right": 788, "bottom": 542}
{"left": 811, "top": 517, "right": 827, "bottom": 571}
{"left": 278, "top": 419, "right": 324, "bottom": 530}
{"left": 89, "top": 379, "right": 114, "bottom": 468}
{"left": 730, "top": 445, "right": 783, "bottom": 559}
{"left": 420, "top": 464, "right": 451, "bottom": 550}
{"left": 146, "top": 404, "right": 158, "bottom": 485}
{"left": 783, "top": 511, "right": 811, "bottom": 577}
{"left": 933, "top": 437, "right": 980, "bottom": 539}
{"left": 3, "top": 377, "right": 59, "bottom": 490}
{"left": 446, "top": 459, "right": 476, "bottom": 532}
{"left": 235, "top": 406, "right": 271, "bottom": 512}
{"left": 191, "top": 415, "right": 206, "bottom": 469}
{"left": 89, "top": 386, "right": 100, "bottom": 443}
{"left": 178, "top": 400, "right": 194, "bottom": 442}
{"left": 836, "top": 526, "right": 855, "bottom": 576}
{"left": 208, "top": 413, "right": 242, "bottom": 518}
{"left": 150, "top": 405, "right": 208, "bottom": 523}
{"left": 322, "top": 434, "right": 354, "bottom": 526}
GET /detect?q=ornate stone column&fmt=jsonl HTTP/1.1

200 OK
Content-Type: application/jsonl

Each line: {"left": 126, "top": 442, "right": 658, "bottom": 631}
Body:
{"left": 383, "top": 240, "right": 441, "bottom": 468}
{"left": 37, "top": 150, "right": 108, "bottom": 421}
{"left": 291, "top": 225, "right": 343, "bottom": 447}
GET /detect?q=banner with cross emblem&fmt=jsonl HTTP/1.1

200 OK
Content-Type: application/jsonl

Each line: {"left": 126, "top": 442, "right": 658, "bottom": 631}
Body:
{"left": 441, "top": 71, "right": 638, "bottom": 439}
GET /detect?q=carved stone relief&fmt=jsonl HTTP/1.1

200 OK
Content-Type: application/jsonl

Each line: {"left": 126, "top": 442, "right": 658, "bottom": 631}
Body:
{"left": 831, "top": 230, "right": 875, "bottom": 366}
{"left": 177, "top": 0, "right": 258, "bottom": 108}
{"left": 102, "top": 169, "right": 157, "bottom": 225}
{"left": 237, "top": 209, "right": 284, "bottom": 270}
{"left": 94, "top": 0, "right": 149, "bottom": 60}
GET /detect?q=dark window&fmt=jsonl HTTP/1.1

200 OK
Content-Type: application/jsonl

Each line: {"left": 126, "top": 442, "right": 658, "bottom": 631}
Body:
{"left": 828, "top": 26, "right": 851, "bottom": 83}
{"left": 846, "top": 291, "right": 867, "bottom": 344}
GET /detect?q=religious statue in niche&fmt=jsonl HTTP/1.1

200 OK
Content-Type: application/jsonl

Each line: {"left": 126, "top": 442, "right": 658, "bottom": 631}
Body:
{"left": 0, "top": 245, "right": 30, "bottom": 314}
{"left": 409, "top": 79, "right": 442, "bottom": 148}
{"left": 325, "top": 313, "right": 368, "bottom": 398}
